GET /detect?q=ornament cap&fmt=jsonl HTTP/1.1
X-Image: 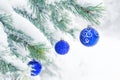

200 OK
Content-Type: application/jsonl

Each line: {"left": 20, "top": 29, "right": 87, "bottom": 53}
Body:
{"left": 87, "top": 25, "right": 92, "bottom": 27}
{"left": 87, "top": 25, "right": 93, "bottom": 29}
{"left": 60, "top": 37, "right": 64, "bottom": 40}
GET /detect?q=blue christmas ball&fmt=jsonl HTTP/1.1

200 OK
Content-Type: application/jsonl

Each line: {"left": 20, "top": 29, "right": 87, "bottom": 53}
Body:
{"left": 79, "top": 26, "right": 99, "bottom": 47}
{"left": 55, "top": 40, "right": 70, "bottom": 55}
{"left": 28, "top": 59, "right": 42, "bottom": 76}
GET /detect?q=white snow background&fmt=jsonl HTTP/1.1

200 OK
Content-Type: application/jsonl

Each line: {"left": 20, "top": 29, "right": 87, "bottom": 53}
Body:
{"left": 1, "top": 0, "right": 120, "bottom": 80}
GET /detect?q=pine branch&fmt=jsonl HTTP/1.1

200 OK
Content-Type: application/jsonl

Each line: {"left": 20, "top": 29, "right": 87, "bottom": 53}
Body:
{"left": 0, "top": 13, "right": 49, "bottom": 61}
{"left": 28, "top": 0, "right": 79, "bottom": 38}
{"left": 27, "top": 43, "right": 49, "bottom": 61}
{"left": 27, "top": 0, "right": 104, "bottom": 41}
{"left": 61, "top": 0, "right": 104, "bottom": 25}
{"left": 0, "top": 72, "right": 19, "bottom": 80}
{"left": 0, "top": 59, "right": 18, "bottom": 74}
{"left": 27, "top": 0, "right": 58, "bottom": 44}
{"left": 50, "top": 4, "right": 70, "bottom": 31}
{"left": 0, "top": 13, "right": 33, "bottom": 44}
{"left": 28, "top": 0, "right": 48, "bottom": 22}
{"left": 14, "top": 8, "right": 56, "bottom": 45}
{"left": 0, "top": 13, "right": 13, "bottom": 29}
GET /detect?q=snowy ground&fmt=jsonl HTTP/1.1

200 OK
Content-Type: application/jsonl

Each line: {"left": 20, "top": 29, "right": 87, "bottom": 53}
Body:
{"left": 54, "top": 0, "right": 120, "bottom": 80}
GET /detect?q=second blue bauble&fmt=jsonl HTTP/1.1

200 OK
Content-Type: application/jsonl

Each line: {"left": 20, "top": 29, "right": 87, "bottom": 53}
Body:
{"left": 80, "top": 26, "right": 99, "bottom": 47}
{"left": 28, "top": 59, "right": 42, "bottom": 76}
{"left": 55, "top": 40, "right": 70, "bottom": 55}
